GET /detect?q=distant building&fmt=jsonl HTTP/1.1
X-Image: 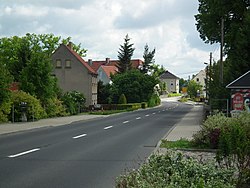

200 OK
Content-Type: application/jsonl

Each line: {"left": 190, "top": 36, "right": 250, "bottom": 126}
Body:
{"left": 90, "top": 58, "right": 143, "bottom": 84}
{"left": 159, "top": 71, "right": 179, "bottom": 93}
{"left": 192, "top": 69, "right": 206, "bottom": 97}
{"left": 97, "top": 65, "right": 118, "bottom": 85}
{"left": 51, "top": 43, "right": 98, "bottom": 106}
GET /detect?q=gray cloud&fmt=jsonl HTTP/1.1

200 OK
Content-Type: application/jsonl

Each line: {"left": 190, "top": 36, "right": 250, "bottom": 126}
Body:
{"left": 0, "top": 0, "right": 95, "bottom": 9}
{"left": 114, "top": 0, "right": 198, "bottom": 29}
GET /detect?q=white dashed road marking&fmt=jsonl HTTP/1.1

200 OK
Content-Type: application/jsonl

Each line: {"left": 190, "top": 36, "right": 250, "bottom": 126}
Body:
{"left": 152, "top": 112, "right": 156, "bottom": 115}
{"left": 73, "top": 134, "right": 87, "bottom": 139}
{"left": 136, "top": 117, "right": 141, "bottom": 120}
{"left": 8, "top": 148, "right": 40, "bottom": 158}
{"left": 104, "top": 126, "right": 113, "bottom": 130}
{"left": 123, "top": 121, "right": 129, "bottom": 124}
{"left": 145, "top": 114, "right": 150, "bottom": 117}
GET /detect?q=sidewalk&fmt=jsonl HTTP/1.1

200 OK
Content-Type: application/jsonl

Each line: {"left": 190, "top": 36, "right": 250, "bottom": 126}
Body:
{"left": 0, "top": 114, "right": 105, "bottom": 135}
{"left": 165, "top": 104, "right": 204, "bottom": 141}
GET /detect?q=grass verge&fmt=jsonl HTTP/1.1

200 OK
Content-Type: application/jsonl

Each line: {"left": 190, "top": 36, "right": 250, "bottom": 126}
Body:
{"left": 160, "top": 138, "right": 208, "bottom": 149}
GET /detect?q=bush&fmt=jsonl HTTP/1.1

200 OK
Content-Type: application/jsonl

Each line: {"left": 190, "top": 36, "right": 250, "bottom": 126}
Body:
{"left": 216, "top": 112, "right": 250, "bottom": 187}
{"left": 148, "top": 94, "right": 160, "bottom": 107}
{"left": 192, "top": 112, "right": 250, "bottom": 187}
{"left": 0, "top": 101, "right": 12, "bottom": 122}
{"left": 192, "top": 113, "right": 229, "bottom": 148}
{"left": 117, "top": 103, "right": 141, "bottom": 110}
{"left": 118, "top": 94, "right": 127, "bottom": 104}
{"left": 45, "top": 98, "right": 68, "bottom": 117}
{"left": 116, "top": 152, "right": 235, "bottom": 188}
{"left": 11, "top": 91, "right": 46, "bottom": 121}
{"left": 141, "top": 102, "right": 147, "bottom": 109}
{"left": 61, "top": 91, "right": 86, "bottom": 115}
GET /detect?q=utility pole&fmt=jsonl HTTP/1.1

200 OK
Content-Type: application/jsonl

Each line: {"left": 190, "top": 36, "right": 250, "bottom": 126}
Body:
{"left": 220, "top": 17, "right": 224, "bottom": 84}
{"left": 209, "top": 52, "right": 212, "bottom": 106}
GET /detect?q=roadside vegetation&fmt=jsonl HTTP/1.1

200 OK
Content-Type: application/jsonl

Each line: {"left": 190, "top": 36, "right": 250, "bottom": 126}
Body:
{"left": 0, "top": 34, "right": 163, "bottom": 123}
{"left": 116, "top": 112, "right": 250, "bottom": 187}
{"left": 116, "top": 151, "right": 236, "bottom": 188}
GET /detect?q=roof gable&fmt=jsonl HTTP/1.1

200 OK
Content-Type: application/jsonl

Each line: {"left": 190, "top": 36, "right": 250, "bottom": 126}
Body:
{"left": 62, "top": 44, "right": 97, "bottom": 75}
{"left": 226, "top": 70, "right": 250, "bottom": 89}
{"left": 100, "top": 65, "right": 118, "bottom": 78}
{"left": 159, "top": 71, "right": 179, "bottom": 79}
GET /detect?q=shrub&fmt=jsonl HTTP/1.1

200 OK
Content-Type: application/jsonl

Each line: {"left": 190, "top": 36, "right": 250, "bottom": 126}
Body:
{"left": 141, "top": 102, "right": 147, "bottom": 109}
{"left": 45, "top": 98, "right": 68, "bottom": 117}
{"left": 192, "top": 113, "right": 229, "bottom": 148}
{"left": 11, "top": 91, "right": 46, "bottom": 121}
{"left": 216, "top": 113, "right": 250, "bottom": 187}
{"left": 148, "top": 94, "right": 160, "bottom": 107}
{"left": 0, "top": 101, "right": 12, "bottom": 122}
{"left": 118, "top": 94, "right": 127, "bottom": 104}
{"left": 117, "top": 103, "right": 141, "bottom": 110}
{"left": 192, "top": 112, "right": 250, "bottom": 187}
{"left": 116, "top": 152, "right": 235, "bottom": 188}
{"left": 61, "top": 91, "right": 86, "bottom": 115}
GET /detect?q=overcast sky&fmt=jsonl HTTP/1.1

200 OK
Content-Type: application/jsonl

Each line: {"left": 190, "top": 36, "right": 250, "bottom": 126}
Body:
{"left": 0, "top": 0, "right": 220, "bottom": 79}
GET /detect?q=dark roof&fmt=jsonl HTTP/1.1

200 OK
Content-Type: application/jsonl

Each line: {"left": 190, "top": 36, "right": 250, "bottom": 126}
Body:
{"left": 159, "top": 71, "right": 179, "bottom": 79}
{"left": 226, "top": 70, "right": 250, "bottom": 89}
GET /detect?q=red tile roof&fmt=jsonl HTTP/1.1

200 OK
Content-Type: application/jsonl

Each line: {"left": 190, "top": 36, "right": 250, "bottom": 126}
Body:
{"left": 100, "top": 65, "right": 118, "bottom": 78}
{"left": 91, "top": 61, "right": 106, "bottom": 72}
{"left": 91, "top": 59, "right": 143, "bottom": 71}
{"left": 64, "top": 44, "right": 97, "bottom": 75}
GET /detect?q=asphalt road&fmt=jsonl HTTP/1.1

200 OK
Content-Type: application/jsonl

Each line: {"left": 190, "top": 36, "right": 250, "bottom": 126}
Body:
{"left": 0, "top": 101, "right": 193, "bottom": 188}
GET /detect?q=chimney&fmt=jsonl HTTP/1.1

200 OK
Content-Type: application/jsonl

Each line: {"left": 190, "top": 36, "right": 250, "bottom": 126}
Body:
{"left": 67, "top": 42, "right": 73, "bottom": 50}
{"left": 88, "top": 59, "right": 93, "bottom": 66}
{"left": 106, "top": 58, "right": 110, "bottom": 65}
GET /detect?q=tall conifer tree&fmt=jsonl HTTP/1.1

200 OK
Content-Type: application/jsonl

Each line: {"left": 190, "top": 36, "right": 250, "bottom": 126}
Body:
{"left": 117, "top": 34, "right": 135, "bottom": 73}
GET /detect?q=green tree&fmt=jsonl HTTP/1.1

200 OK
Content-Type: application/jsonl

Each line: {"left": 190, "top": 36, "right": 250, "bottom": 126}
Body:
{"left": 20, "top": 52, "right": 57, "bottom": 104}
{"left": 187, "top": 80, "right": 203, "bottom": 98}
{"left": 141, "top": 44, "right": 155, "bottom": 74}
{"left": 118, "top": 94, "right": 127, "bottom": 104}
{"left": 0, "top": 63, "right": 13, "bottom": 104}
{"left": 195, "top": 0, "right": 250, "bottom": 80}
{"left": 0, "top": 33, "right": 87, "bottom": 104}
{"left": 151, "top": 64, "right": 166, "bottom": 77}
{"left": 62, "top": 37, "right": 87, "bottom": 57}
{"left": 111, "top": 70, "right": 158, "bottom": 103}
{"left": 117, "top": 34, "right": 135, "bottom": 73}
{"left": 0, "top": 63, "right": 13, "bottom": 122}
{"left": 97, "top": 81, "right": 112, "bottom": 104}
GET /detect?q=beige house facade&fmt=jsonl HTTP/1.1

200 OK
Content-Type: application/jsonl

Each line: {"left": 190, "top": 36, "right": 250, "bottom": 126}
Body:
{"left": 192, "top": 69, "right": 206, "bottom": 97}
{"left": 51, "top": 43, "right": 98, "bottom": 106}
{"left": 159, "top": 71, "right": 179, "bottom": 93}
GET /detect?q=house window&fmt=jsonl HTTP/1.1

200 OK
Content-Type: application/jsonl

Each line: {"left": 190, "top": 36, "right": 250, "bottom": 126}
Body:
{"left": 196, "top": 78, "right": 199, "bottom": 82}
{"left": 171, "top": 83, "right": 174, "bottom": 86}
{"left": 65, "top": 60, "right": 71, "bottom": 68}
{"left": 56, "top": 60, "right": 62, "bottom": 68}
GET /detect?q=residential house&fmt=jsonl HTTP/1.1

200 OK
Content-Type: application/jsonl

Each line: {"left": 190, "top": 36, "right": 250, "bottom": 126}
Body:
{"left": 159, "top": 71, "right": 180, "bottom": 93}
{"left": 97, "top": 65, "right": 118, "bottom": 85}
{"left": 192, "top": 69, "right": 206, "bottom": 97}
{"left": 51, "top": 43, "right": 98, "bottom": 106}
{"left": 90, "top": 58, "right": 143, "bottom": 84}
{"left": 226, "top": 70, "right": 250, "bottom": 112}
